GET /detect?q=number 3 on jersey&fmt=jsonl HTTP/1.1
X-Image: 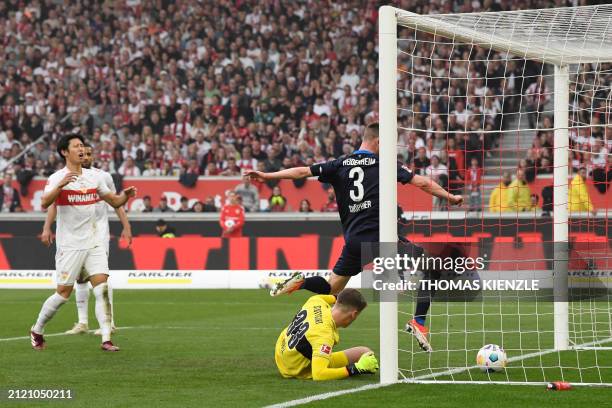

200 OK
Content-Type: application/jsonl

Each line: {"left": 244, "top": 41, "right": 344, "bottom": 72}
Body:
{"left": 349, "top": 167, "right": 364, "bottom": 202}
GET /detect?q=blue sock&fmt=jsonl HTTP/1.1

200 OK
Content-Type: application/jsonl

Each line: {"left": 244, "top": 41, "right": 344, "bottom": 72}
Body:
{"left": 414, "top": 316, "right": 426, "bottom": 325}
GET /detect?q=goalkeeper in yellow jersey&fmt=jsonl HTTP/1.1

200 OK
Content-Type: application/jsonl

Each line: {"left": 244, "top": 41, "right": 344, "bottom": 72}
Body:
{"left": 275, "top": 288, "right": 378, "bottom": 380}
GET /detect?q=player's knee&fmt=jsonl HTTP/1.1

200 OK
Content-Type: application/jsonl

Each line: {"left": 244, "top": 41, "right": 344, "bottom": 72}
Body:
{"left": 89, "top": 273, "right": 109, "bottom": 287}
{"left": 56, "top": 285, "right": 73, "bottom": 299}
{"left": 358, "top": 346, "right": 373, "bottom": 356}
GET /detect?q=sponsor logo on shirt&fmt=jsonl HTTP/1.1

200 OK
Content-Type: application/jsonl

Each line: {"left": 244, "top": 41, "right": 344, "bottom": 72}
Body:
{"left": 56, "top": 189, "right": 100, "bottom": 206}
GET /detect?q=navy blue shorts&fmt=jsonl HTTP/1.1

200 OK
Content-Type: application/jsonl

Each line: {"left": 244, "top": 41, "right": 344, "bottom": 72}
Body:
{"left": 332, "top": 232, "right": 424, "bottom": 277}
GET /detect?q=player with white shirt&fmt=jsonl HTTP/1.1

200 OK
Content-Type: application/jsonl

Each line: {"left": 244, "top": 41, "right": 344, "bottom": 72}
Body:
{"left": 31, "top": 134, "right": 137, "bottom": 352}
{"left": 41, "top": 143, "right": 133, "bottom": 336}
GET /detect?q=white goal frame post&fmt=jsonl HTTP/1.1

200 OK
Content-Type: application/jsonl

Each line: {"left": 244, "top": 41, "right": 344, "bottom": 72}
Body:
{"left": 378, "top": 4, "right": 612, "bottom": 384}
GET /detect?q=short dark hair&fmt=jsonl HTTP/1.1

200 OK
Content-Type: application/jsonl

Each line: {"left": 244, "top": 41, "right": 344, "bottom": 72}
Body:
{"left": 84, "top": 142, "right": 93, "bottom": 149}
{"left": 336, "top": 288, "right": 367, "bottom": 312}
{"left": 363, "top": 122, "right": 379, "bottom": 141}
{"left": 57, "top": 134, "right": 85, "bottom": 161}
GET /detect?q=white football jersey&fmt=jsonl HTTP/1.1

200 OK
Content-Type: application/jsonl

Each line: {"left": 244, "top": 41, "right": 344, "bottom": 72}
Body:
{"left": 91, "top": 167, "right": 116, "bottom": 253}
{"left": 44, "top": 167, "right": 111, "bottom": 251}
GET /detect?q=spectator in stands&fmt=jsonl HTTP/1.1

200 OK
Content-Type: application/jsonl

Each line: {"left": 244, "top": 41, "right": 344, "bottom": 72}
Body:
{"left": 141, "top": 195, "right": 154, "bottom": 213}
{"left": 192, "top": 201, "right": 205, "bottom": 213}
{"left": 489, "top": 171, "right": 512, "bottom": 213}
{"left": 299, "top": 199, "right": 313, "bottom": 213}
{"left": 268, "top": 186, "right": 287, "bottom": 212}
{"left": 321, "top": 189, "right": 339, "bottom": 212}
{"left": 524, "top": 149, "right": 538, "bottom": 182}
{"left": 220, "top": 157, "right": 242, "bottom": 176}
{"left": 508, "top": 168, "right": 533, "bottom": 212}
{"left": 142, "top": 160, "right": 159, "bottom": 176}
{"left": 118, "top": 157, "right": 141, "bottom": 177}
{"left": 569, "top": 167, "right": 594, "bottom": 213}
{"left": 446, "top": 137, "right": 464, "bottom": 194}
{"left": 452, "top": 100, "right": 472, "bottom": 128}
{"left": 539, "top": 157, "right": 553, "bottom": 175}
{"left": 234, "top": 178, "right": 259, "bottom": 212}
{"left": 591, "top": 138, "right": 609, "bottom": 184}
{"left": 459, "top": 132, "right": 480, "bottom": 168}
{"left": 220, "top": 191, "right": 245, "bottom": 238}
{"left": 237, "top": 146, "right": 258, "bottom": 172}
{"left": 203, "top": 196, "right": 218, "bottom": 212}
{"left": 15, "top": 156, "right": 35, "bottom": 196}
{"left": 525, "top": 76, "right": 551, "bottom": 129}
{"left": 155, "top": 196, "right": 174, "bottom": 213}
{"left": 530, "top": 194, "right": 539, "bottom": 212}
{"left": 466, "top": 158, "right": 483, "bottom": 212}
{"left": 413, "top": 147, "right": 430, "bottom": 176}
{"left": 0, "top": 173, "right": 20, "bottom": 212}
{"left": 177, "top": 196, "right": 191, "bottom": 213}
{"left": 156, "top": 219, "right": 177, "bottom": 238}
{"left": 426, "top": 155, "right": 449, "bottom": 210}
{"left": 426, "top": 155, "right": 447, "bottom": 182}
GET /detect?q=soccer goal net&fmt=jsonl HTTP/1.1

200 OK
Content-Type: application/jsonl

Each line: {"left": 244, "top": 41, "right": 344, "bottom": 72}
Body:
{"left": 378, "top": 5, "right": 612, "bottom": 386}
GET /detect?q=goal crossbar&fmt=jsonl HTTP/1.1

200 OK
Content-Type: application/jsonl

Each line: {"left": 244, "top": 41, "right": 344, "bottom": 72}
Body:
{"left": 392, "top": 4, "right": 612, "bottom": 65}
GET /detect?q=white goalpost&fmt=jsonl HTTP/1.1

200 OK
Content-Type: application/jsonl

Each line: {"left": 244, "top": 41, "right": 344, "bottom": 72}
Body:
{"left": 378, "top": 4, "right": 612, "bottom": 386}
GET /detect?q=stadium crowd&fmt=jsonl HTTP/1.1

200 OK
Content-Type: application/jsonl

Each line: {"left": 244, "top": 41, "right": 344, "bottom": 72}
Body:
{"left": 0, "top": 0, "right": 609, "bottom": 213}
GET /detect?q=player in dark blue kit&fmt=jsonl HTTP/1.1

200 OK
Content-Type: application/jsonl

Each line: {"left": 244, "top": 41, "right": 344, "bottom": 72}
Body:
{"left": 244, "top": 123, "right": 463, "bottom": 351}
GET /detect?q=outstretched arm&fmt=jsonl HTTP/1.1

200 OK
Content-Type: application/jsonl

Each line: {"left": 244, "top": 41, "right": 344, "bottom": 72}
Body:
{"left": 243, "top": 167, "right": 313, "bottom": 181}
{"left": 101, "top": 187, "right": 138, "bottom": 208}
{"left": 410, "top": 174, "right": 463, "bottom": 206}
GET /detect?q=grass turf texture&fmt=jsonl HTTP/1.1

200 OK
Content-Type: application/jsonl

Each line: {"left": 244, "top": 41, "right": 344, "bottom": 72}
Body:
{"left": 0, "top": 289, "right": 609, "bottom": 407}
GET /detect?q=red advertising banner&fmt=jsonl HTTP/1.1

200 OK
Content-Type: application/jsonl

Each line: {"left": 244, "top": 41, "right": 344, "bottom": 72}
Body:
{"left": 18, "top": 176, "right": 434, "bottom": 212}
{"left": 14, "top": 176, "right": 611, "bottom": 213}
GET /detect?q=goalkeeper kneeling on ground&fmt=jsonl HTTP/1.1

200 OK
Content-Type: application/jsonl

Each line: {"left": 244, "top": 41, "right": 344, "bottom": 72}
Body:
{"left": 275, "top": 288, "right": 378, "bottom": 380}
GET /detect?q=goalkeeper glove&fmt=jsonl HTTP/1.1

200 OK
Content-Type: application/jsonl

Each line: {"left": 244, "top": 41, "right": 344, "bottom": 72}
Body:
{"left": 347, "top": 352, "right": 379, "bottom": 376}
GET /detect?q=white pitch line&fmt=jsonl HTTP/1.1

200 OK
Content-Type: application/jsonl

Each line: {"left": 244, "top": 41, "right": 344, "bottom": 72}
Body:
{"left": 263, "top": 382, "right": 392, "bottom": 408}
{"left": 266, "top": 336, "right": 612, "bottom": 408}
{"left": 0, "top": 326, "right": 137, "bottom": 342}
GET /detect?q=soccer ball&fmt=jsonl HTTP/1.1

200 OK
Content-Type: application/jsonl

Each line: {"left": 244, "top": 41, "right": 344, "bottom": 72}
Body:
{"left": 224, "top": 219, "right": 235, "bottom": 228}
{"left": 476, "top": 344, "right": 507, "bottom": 372}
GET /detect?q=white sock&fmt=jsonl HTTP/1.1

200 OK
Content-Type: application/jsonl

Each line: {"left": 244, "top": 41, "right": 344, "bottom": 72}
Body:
{"left": 93, "top": 283, "right": 112, "bottom": 342}
{"left": 32, "top": 292, "right": 68, "bottom": 334}
{"left": 75, "top": 282, "right": 90, "bottom": 325}
{"left": 108, "top": 283, "right": 115, "bottom": 327}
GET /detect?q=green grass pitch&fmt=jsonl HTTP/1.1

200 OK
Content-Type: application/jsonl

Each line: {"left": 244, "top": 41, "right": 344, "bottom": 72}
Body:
{"left": 1, "top": 289, "right": 610, "bottom": 407}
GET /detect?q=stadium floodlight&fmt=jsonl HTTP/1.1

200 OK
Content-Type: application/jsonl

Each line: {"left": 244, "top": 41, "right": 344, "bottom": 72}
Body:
{"left": 379, "top": 4, "right": 612, "bottom": 386}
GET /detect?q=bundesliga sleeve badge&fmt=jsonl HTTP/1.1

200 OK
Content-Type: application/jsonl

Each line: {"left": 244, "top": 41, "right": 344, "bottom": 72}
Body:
{"left": 319, "top": 344, "right": 332, "bottom": 355}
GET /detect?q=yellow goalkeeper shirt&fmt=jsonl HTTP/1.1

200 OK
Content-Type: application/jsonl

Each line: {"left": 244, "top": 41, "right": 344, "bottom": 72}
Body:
{"left": 275, "top": 295, "right": 349, "bottom": 380}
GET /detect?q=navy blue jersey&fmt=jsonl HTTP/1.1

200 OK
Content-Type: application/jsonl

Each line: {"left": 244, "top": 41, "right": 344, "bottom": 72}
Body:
{"left": 310, "top": 150, "right": 414, "bottom": 239}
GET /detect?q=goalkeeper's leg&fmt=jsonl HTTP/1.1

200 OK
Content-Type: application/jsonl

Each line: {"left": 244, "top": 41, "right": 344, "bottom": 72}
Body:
{"left": 331, "top": 346, "right": 373, "bottom": 366}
